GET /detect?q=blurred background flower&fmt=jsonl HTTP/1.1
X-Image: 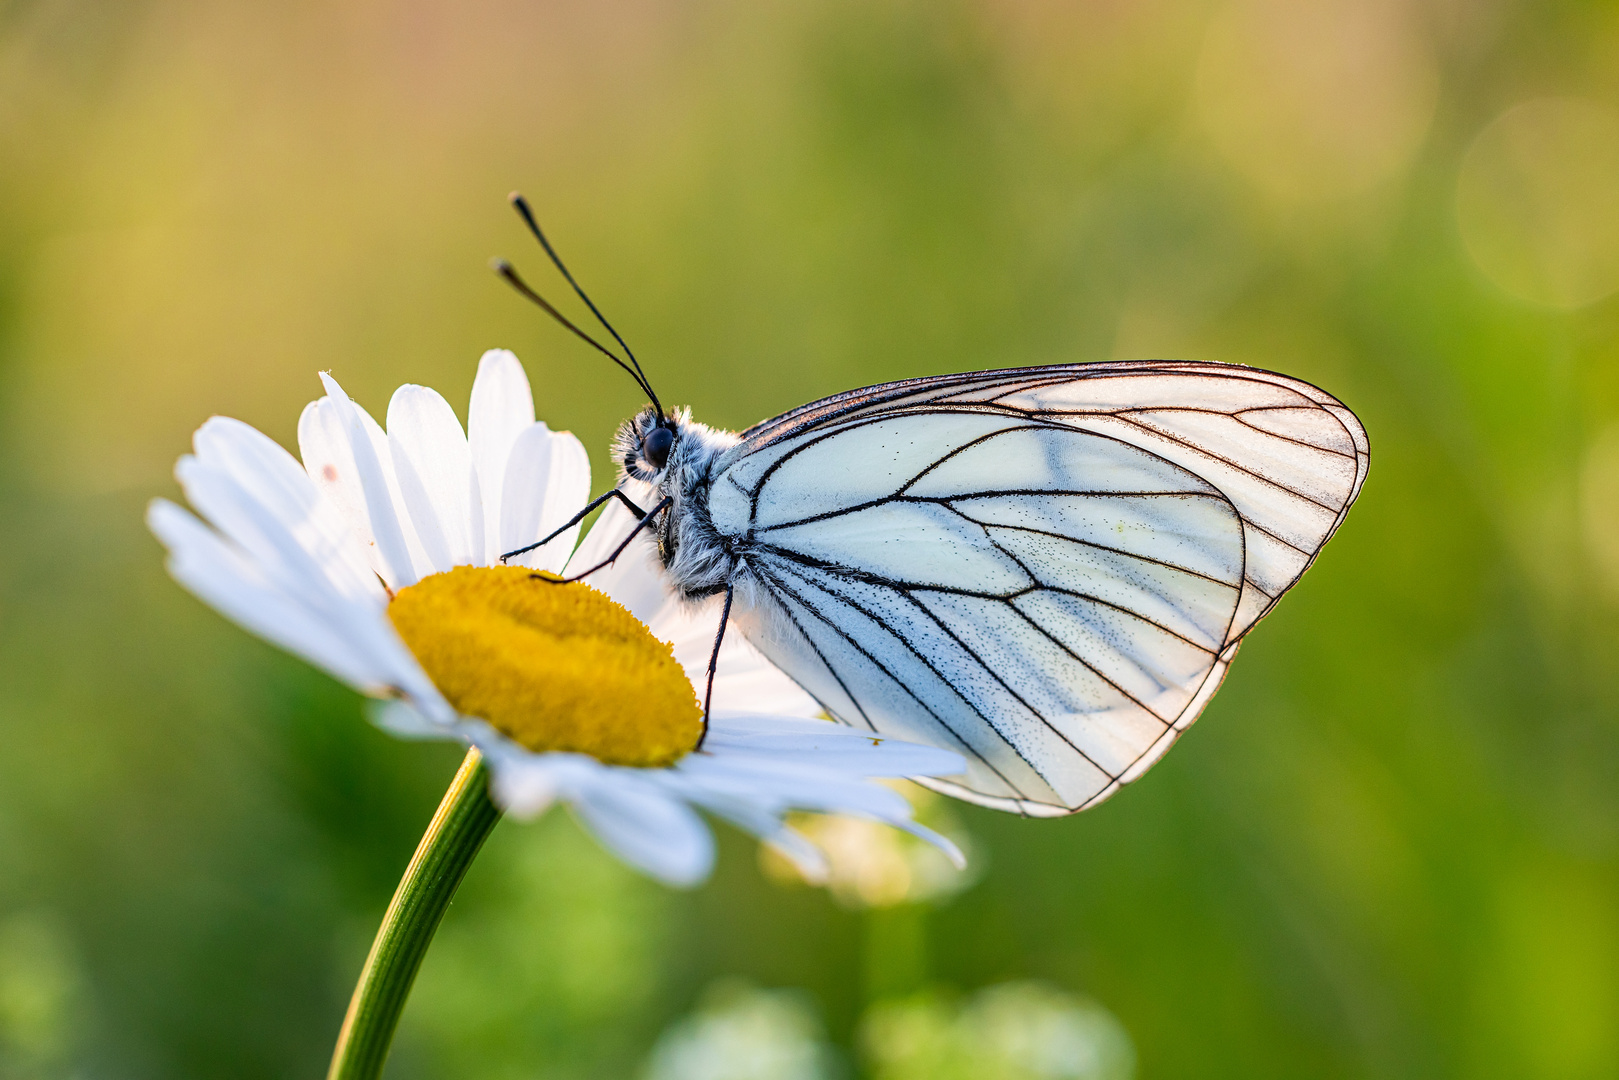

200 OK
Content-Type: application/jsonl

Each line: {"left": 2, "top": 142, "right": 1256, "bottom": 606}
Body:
{"left": 642, "top": 982, "right": 839, "bottom": 1080}
{"left": 638, "top": 979, "right": 1136, "bottom": 1080}
{"left": 862, "top": 982, "right": 1135, "bottom": 1080}
{"left": 760, "top": 784, "right": 980, "bottom": 910}
{"left": 2, "top": 0, "right": 1619, "bottom": 1077}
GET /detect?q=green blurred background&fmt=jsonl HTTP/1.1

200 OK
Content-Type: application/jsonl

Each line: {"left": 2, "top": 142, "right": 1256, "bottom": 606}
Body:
{"left": 3, "top": 0, "right": 1619, "bottom": 1076}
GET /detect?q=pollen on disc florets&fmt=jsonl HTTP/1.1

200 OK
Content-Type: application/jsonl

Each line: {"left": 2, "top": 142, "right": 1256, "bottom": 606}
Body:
{"left": 386, "top": 565, "right": 703, "bottom": 767}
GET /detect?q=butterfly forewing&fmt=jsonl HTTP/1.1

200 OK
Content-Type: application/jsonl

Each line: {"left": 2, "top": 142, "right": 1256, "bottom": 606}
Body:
{"left": 711, "top": 362, "right": 1367, "bottom": 814}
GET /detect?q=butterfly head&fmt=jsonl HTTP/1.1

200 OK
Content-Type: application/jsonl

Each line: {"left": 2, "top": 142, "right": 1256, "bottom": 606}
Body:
{"left": 615, "top": 405, "right": 682, "bottom": 484}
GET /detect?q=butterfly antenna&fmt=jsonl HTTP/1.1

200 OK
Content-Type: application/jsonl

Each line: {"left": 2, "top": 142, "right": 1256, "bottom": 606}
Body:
{"left": 491, "top": 259, "right": 657, "bottom": 404}
{"left": 508, "top": 192, "right": 666, "bottom": 422}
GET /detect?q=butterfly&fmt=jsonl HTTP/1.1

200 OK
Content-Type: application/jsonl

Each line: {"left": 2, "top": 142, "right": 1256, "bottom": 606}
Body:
{"left": 495, "top": 196, "right": 1368, "bottom": 815}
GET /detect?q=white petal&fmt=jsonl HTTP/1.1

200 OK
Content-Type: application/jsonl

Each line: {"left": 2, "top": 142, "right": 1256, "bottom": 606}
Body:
{"left": 491, "top": 766, "right": 559, "bottom": 818}
{"left": 530, "top": 429, "right": 590, "bottom": 574}
{"left": 657, "top": 736, "right": 968, "bottom": 869}
{"left": 171, "top": 432, "right": 437, "bottom": 705}
{"left": 176, "top": 454, "right": 363, "bottom": 626}
{"left": 690, "top": 795, "right": 830, "bottom": 884}
{"left": 617, "top": 579, "right": 820, "bottom": 719}
{"left": 387, "top": 384, "right": 479, "bottom": 571}
{"left": 495, "top": 423, "right": 554, "bottom": 564}
{"left": 150, "top": 499, "right": 399, "bottom": 693}
{"left": 155, "top": 417, "right": 451, "bottom": 715}
{"left": 498, "top": 425, "right": 591, "bottom": 572}
{"left": 671, "top": 753, "right": 917, "bottom": 818}
{"left": 704, "top": 637, "right": 823, "bottom": 719}
{"left": 567, "top": 770, "right": 715, "bottom": 887}
{"left": 351, "top": 397, "right": 438, "bottom": 584}
{"left": 316, "top": 373, "right": 427, "bottom": 588}
{"left": 888, "top": 818, "right": 967, "bottom": 869}
{"left": 762, "top": 826, "right": 831, "bottom": 884}
{"left": 702, "top": 715, "right": 967, "bottom": 778}
{"left": 565, "top": 499, "right": 637, "bottom": 574}
{"left": 186, "top": 417, "right": 378, "bottom": 602}
{"left": 368, "top": 700, "right": 455, "bottom": 740}
{"left": 569, "top": 500, "right": 675, "bottom": 623}
{"left": 174, "top": 458, "right": 403, "bottom": 691}
{"left": 660, "top": 599, "right": 730, "bottom": 677}
{"left": 478, "top": 738, "right": 564, "bottom": 817}
{"left": 467, "top": 350, "right": 536, "bottom": 564}
{"left": 299, "top": 398, "right": 392, "bottom": 583}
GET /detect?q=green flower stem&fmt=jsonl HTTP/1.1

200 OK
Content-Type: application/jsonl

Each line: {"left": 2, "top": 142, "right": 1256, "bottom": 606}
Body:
{"left": 327, "top": 747, "right": 503, "bottom": 1080}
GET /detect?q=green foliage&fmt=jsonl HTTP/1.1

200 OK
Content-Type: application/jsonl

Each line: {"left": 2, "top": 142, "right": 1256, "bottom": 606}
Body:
{"left": 2, "top": 0, "right": 1619, "bottom": 1077}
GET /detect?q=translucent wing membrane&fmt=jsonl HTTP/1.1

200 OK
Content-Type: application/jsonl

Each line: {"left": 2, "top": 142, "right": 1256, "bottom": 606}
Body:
{"left": 714, "top": 362, "right": 1367, "bottom": 814}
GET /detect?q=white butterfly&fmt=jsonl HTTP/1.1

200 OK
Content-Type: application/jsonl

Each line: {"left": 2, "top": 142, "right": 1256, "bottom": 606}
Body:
{"left": 497, "top": 197, "right": 1368, "bottom": 816}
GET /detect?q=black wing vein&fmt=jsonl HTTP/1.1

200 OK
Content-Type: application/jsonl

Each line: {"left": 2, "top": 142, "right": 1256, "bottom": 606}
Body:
{"left": 709, "top": 361, "right": 1366, "bottom": 814}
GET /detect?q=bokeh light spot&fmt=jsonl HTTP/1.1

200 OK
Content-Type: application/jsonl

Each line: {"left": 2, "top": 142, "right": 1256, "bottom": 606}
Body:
{"left": 643, "top": 982, "right": 835, "bottom": 1080}
{"left": 1457, "top": 97, "right": 1619, "bottom": 308}
{"left": 1579, "top": 422, "right": 1619, "bottom": 598}
{"left": 1194, "top": 0, "right": 1438, "bottom": 203}
{"left": 759, "top": 784, "right": 978, "bottom": 909}
{"left": 862, "top": 982, "right": 1136, "bottom": 1080}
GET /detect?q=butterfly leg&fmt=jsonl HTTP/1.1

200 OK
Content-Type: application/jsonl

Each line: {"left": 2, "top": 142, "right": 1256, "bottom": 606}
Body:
{"left": 501, "top": 487, "right": 652, "bottom": 563}
{"left": 533, "top": 495, "right": 672, "bottom": 584}
{"left": 694, "top": 581, "right": 734, "bottom": 751}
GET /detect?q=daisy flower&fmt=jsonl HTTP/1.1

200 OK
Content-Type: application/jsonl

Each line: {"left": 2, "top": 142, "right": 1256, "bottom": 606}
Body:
{"left": 147, "top": 349, "right": 966, "bottom": 887}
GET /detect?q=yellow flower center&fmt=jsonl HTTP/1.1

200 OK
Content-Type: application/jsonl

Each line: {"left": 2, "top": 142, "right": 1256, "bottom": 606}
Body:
{"left": 387, "top": 565, "right": 702, "bottom": 767}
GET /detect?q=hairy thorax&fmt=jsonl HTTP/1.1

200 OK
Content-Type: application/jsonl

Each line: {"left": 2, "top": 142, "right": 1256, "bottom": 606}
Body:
{"left": 614, "top": 407, "right": 744, "bottom": 602}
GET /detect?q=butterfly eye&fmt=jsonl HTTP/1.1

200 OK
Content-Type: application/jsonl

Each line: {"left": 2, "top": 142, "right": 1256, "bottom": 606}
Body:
{"left": 643, "top": 426, "right": 674, "bottom": 470}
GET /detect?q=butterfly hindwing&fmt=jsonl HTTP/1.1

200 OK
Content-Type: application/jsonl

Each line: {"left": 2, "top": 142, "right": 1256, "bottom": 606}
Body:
{"left": 709, "top": 362, "right": 1367, "bottom": 814}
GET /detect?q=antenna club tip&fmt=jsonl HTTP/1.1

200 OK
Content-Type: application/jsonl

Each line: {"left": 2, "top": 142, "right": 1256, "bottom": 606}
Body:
{"left": 508, "top": 191, "right": 529, "bottom": 207}
{"left": 490, "top": 257, "right": 513, "bottom": 273}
